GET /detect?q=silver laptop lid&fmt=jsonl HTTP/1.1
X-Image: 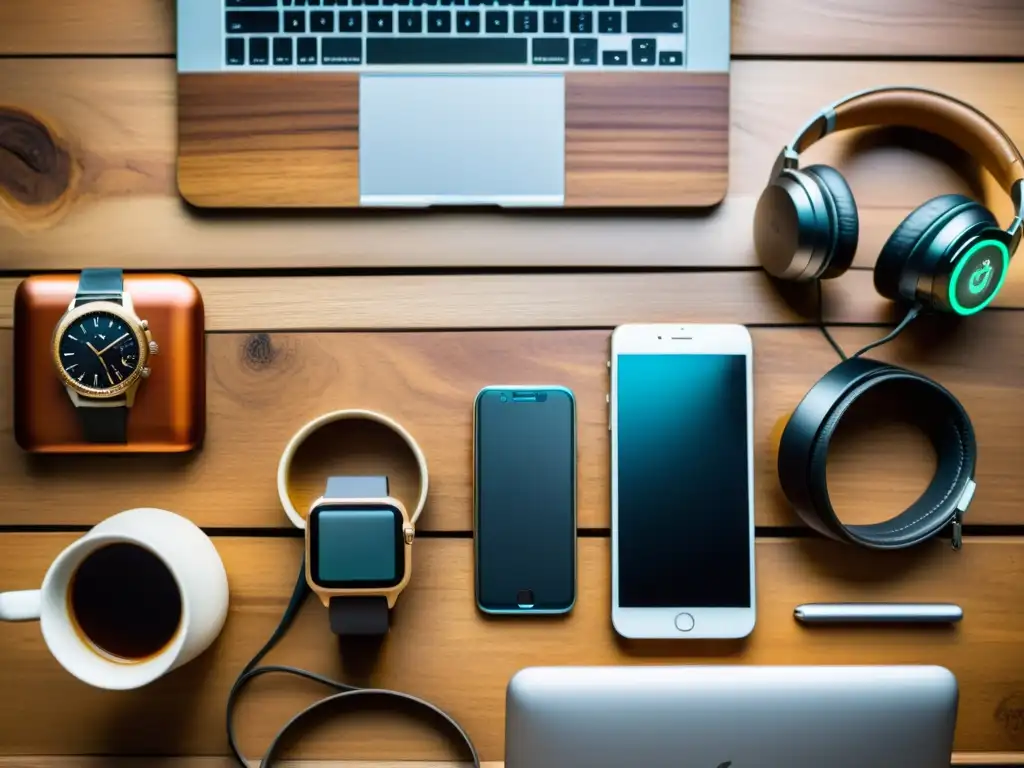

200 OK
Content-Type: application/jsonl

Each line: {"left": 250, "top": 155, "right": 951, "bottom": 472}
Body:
{"left": 506, "top": 665, "right": 958, "bottom": 768}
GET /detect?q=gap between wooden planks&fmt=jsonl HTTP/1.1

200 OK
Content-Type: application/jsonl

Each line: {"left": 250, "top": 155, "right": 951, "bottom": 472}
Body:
{"left": 0, "top": 322, "right": 1021, "bottom": 530}
{"left": 1, "top": 0, "right": 1022, "bottom": 56}
{"left": 1, "top": 536, "right": 1024, "bottom": 759}
{"left": 2, "top": 60, "right": 1024, "bottom": 272}
{"left": 1, "top": 759, "right": 1023, "bottom": 767}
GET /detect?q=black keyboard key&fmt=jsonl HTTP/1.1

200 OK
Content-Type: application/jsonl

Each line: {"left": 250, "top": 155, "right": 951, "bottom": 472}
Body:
{"left": 228, "top": 0, "right": 277, "bottom": 6}
{"left": 532, "top": 37, "right": 568, "bottom": 64}
{"left": 284, "top": 10, "right": 306, "bottom": 31}
{"left": 597, "top": 10, "right": 619, "bottom": 32}
{"left": 273, "top": 36, "right": 294, "bottom": 63}
{"left": 529, "top": 0, "right": 554, "bottom": 6}
{"left": 614, "top": 0, "right": 635, "bottom": 5}
{"left": 602, "top": 49, "right": 626, "bottom": 65}
{"left": 659, "top": 50, "right": 682, "bottom": 65}
{"left": 227, "top": 11, "right": 280, "bottom": 33}
{"left": 627, "top": 9, "right": 681, "bottom": 32}
{"left": 297, "top": 36, "right": 319, "bottom": 63}
{"left": 427, "top": 10, "right": 451, "bottom": 30}
{"left": 339, "top": 10, "right": 363, "bottom": 30}
{"left": 311, "top": 10, "right": 335, "bottom": 29}
{"left": 640, "top": 0, "right": 682, "bottom": 5}
{"left": 368, "top": 10, "right": 394, "bottom": 30}
{"left": 249, "top": 36, "right": 270, "bottom": 64}
{"left": 322, "top": 37, "right": 362, "bottom": 63}
{"left": 556, "top": 0, "right": 580, "bottom": 5}
{"left": 367, "top": 37, "right": 527, "bottom": 63}
{"left": 226, "top": 37, "right": 246, "bottom": 65}
{"left": 632, "top": 37, "right": 654, "bottom": 64}
{"left": 513, "top": 10, "right": 537, "bottom": 31}
{"left": 441, "top": 0, "right": 465, "bottom": 6}
{"left": 582, "top": 0, "right": 609, "bottom": 6}
{"left": 573, "top": 37, "right": 597, "bottom": 64}
{"left": 569, "top": 10, "right": 591, "bottom": 32}
{"left": 486, "top": 10, "right": 509, "bottom": 31}
{"left": 399, "top": 10, "right": 423, "bottom": 30}
{"left": 456, "top": 10, "right": 480, "bottom": 31}
{"left": 506, "top": 0, "right": 527, "bottom": 6}
{"left": 543, "top": 10, "right": 564, "bottom": 31}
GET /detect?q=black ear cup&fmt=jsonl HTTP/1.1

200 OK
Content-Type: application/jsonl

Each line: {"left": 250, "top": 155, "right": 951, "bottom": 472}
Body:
{"left": 873, "top": 194, "right": 987, "bottom": 302}
{"left": 801, "top": 165, "right": 860, "bottom": 279}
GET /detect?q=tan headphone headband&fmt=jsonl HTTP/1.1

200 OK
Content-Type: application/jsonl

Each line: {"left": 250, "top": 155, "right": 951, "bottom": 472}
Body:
{"left": 790, "top": 87, "right": 1024, "bottom": 194}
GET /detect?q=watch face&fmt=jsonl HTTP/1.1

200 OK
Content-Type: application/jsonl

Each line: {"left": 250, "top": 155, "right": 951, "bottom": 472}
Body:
{"left": 56, "top": 310, "right": 142, "bottom": 394}
{"left": 308, "top": 503, "right": 405, "bottom": 590}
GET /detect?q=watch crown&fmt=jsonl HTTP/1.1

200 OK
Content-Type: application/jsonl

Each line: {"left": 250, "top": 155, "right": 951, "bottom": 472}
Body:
{"left": 140, "top": 320, "right": 149, "bottom": 331}
{"left": 403, "top": 524, "right": 415, "bottom": 545}
{"left": 149, "top": 340, "right": 159, "bottom": 355}
{"left": 140, "top": 367, "right": 151, "bottom": 379}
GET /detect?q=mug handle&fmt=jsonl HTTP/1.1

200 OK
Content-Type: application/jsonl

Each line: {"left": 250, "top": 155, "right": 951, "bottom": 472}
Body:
{"left": 0, "top": 591, "right": 42, "bottom": 622}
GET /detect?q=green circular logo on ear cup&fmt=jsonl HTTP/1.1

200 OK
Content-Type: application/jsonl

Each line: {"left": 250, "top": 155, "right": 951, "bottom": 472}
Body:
{"left": 948, "top": 239, "right": 1009, "bottom": 316}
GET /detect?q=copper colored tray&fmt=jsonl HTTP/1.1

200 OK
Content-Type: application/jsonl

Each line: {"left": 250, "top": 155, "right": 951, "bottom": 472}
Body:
{"left": 14, "top": 275, "right": 205, "bottom": 453}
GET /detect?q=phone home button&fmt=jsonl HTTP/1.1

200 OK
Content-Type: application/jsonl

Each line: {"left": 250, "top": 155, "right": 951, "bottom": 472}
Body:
{"left": 517, "top": 589, "right": 535, "bottom": 609}
{"left": 674, "top": 612, "right": 695, "bottom": 632}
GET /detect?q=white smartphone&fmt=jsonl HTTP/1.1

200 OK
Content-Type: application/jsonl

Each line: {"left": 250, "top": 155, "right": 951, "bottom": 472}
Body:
{"left": 610, "top": 323, "right": 756, "bottom": 639}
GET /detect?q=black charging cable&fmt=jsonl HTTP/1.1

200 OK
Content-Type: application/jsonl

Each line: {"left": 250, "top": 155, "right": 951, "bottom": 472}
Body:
{"left": 226, "top": 555, "right": 482, "bottom": 767}
{"left": 815, "top": 280, "right": 923, "bottom": 361}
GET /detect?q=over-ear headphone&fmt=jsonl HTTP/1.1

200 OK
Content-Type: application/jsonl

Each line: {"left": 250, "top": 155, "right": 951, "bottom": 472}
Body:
{"left": 754, "top": 86, "right": 1023, "bottom": 316}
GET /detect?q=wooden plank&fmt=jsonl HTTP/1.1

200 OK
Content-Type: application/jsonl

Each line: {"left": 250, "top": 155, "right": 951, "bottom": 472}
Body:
{"left": 564, "top": 73, "right": 730, "bottom": 207}
{"left": 2, "top": 60, "right": 1023, "bottom": 271}
{"left": 0, "top": 761, "right": 1021, "bottom": 768}
{"left": 1, "top": 535, "right": 1023, "bottom": 759}
{"left": 3, "top": 1, "right": 1023, "bottom": 57}
{"left": 2, "top": 272, "right": 1023, "bottom": 333}
{"left": 0, "top": 319, "right": 1021, "bottom": 530}
{"left": 8, "top": 271, "right": 1020, "bottom": 334}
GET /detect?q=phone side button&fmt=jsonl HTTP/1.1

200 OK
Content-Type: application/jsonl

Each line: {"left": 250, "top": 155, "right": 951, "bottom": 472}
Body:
{"left": 674, "top": 612, "right": 695, "bottom": 632}
{"left": 606, "top": 393, "right": 611, "bottom": 431}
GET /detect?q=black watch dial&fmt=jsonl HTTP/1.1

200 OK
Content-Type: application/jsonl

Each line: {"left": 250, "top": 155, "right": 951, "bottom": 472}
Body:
{"left": 58, "top": 311, "right": 141, "bottom": 391}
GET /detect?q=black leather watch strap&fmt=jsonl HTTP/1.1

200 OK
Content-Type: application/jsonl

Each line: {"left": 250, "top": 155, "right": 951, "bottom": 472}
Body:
{"left": 329, "top": 596, "right": 390, "bottom": 636}
{"left": 778, "top": 357, "right": 977, "bottom": 550}
{"left": 78, "top": 406, "right": 128, "bottom": 444}
{"left": 74, "top": 268, "right": 124, "bottom": 306}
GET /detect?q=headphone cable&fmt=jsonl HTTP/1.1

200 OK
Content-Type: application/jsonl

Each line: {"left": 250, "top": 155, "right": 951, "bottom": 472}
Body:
{"left": 815, "top": 279, "right": 923, "bottom": 361}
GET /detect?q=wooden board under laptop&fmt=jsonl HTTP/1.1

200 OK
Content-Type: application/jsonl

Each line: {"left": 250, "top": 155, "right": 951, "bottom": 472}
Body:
{"left": 175, "top": 0, "right": 731, "bottom": 209}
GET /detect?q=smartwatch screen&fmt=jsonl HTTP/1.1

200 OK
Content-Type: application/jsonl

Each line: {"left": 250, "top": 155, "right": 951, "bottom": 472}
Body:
{"left": 309, "top": 503, "right": 405, "bottom": 589}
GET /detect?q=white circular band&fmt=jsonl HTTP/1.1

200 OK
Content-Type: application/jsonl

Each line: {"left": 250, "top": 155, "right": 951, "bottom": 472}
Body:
{"left": 276, "top": 409, "right": 430, "bottom": 531}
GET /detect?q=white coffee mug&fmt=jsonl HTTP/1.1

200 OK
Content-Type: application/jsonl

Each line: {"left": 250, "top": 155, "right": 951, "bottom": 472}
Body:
{"left": 0, "top": 507, "right": 229, "bottom": 691}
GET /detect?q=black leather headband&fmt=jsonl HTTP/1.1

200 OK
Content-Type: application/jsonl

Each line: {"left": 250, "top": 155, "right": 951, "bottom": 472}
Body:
{"left": 778, "top": 358, "right": 977, "bottom": 550}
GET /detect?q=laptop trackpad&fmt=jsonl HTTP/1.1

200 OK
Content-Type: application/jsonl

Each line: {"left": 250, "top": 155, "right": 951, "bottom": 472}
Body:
{"left": 359, "top": 74, "right": 565, "bottom": 206}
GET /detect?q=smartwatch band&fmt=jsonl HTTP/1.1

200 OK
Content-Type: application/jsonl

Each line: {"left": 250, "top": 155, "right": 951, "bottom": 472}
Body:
{"left": 278, "top": 409, "right": 429, "bottom": 531}
{"left": 73, "top": 268, "right": 128, "bottom": 443}
{"left": 778, "top": 357, "right": 977, "bottom": 550}
{"left": 324, "top": 475, "right": 392, "bottom": 637}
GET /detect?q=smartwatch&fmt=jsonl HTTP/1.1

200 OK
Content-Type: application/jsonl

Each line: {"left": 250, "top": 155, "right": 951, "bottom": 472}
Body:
{"left": 278, "top": 409, "right": 429, "bottom": 637}
{"left": 306, "top": 476, "right": 413, "bottom": 636}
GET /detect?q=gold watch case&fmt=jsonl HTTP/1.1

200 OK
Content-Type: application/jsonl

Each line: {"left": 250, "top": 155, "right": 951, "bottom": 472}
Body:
{"left": 304, "top": 495, "right": 415, "bottom": 609}
{"left": 51, "top": 295, "right": 158, "bottom": 403}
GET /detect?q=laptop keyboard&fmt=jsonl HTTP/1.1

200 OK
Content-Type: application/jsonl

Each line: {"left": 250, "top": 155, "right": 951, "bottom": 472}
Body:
{"left": 224, "top": 0, "right": 685, "bottom": 69}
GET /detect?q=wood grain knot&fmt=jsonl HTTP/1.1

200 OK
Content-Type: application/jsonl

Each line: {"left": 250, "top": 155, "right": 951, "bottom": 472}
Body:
{"left": 243, "top": 333, "right": 279, "bottom": 369}
{"left": 996, "top": 693, "right": 1024, "bottom": 737}
{"left": 0, "top": 107, "right": 71, "bottom": 206}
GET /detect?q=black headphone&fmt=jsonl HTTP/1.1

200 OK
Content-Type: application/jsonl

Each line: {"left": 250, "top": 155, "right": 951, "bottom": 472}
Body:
{"left": 754, "top": 86, "right": 1023, "bottom": 317}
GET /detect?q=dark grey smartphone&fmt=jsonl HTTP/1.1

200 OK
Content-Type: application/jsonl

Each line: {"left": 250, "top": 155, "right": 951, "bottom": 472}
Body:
{"left": 473, "top": 386, "right": 577, "bottom": 615}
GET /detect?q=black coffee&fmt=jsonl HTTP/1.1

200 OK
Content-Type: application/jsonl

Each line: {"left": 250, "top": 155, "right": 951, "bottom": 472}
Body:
{"left": 68, "top": 543, "right": 182, "bottom": 663}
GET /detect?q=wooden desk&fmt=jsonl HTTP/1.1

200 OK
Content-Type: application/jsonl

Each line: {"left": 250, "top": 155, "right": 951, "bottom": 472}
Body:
{"left": 1, "top": 1, "right": 1023, "bottom": 765}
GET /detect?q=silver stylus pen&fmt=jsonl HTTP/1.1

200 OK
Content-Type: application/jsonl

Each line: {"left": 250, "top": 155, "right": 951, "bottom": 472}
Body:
{"left": 794, "top": 603, "right": 963, "bottom": 624}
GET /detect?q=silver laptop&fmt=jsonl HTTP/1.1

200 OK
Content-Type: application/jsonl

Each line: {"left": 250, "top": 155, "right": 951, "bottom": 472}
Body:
{"left": 506, "top": 665, "right": 959, "bottom": 768}
{"left": 176, "top": 0, "right": 731, "bottom": 208}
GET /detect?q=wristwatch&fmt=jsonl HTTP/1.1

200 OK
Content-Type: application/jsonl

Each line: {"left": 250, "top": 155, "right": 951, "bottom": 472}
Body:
{"left": 306, "top": 476, "right": 414, "bottom": 636}
{"left": 51, "top": 268, "right": 159, "bottom": 444}
{"left": 278, "top": 409, "right": 430, "bottom": 638}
